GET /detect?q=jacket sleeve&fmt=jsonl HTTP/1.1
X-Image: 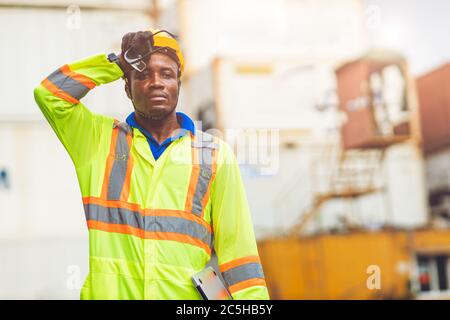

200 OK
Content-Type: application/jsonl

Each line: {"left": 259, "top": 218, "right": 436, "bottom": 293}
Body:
{"left": 33, "top": 53, "right": 123, "bottom": 168}
{"left": 211, "top": 142, "right": 270, "bottom": 300}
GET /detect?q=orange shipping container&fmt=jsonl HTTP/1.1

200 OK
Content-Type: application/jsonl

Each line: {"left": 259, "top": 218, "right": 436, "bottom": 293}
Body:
{"left": 336, "top": 51, "right": 413, "bottom": 150}
{"left": 417, "top": 63, "right": 450, "bottom": 155}
{"left": 258, "top": 228, "right": 450, "bottom": 300}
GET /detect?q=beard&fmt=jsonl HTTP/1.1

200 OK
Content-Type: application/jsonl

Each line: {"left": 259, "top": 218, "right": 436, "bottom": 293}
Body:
{"left": 134, "top": 102, "right": 177, "bottom": 121}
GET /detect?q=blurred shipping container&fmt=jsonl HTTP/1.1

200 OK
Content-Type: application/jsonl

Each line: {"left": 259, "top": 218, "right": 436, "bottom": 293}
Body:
{"left": 255, "top": 50, "right": 432, "bottom": 300}
{"left": 0, "top": 123, "right": 85, "bottom": 238}
{"left": 284, "top": 139, "right": 427, "bottom": 237}
{"left": 175, "top": 0, "right": 373, "bottom": 237}
{"left": 183, "top": 56, "right": 342, "bottom": 236}
{"left": 0, "top": 1, "right": 153, "bottom": 120}
{"left": 336, "top": 50, "right": 418, "bottom": 150}
{"left": 417, "top": 63, "right": 450, "bottom": 155}
{"left": 185, "top": 57, "right": 341, "bottom": 133}
{"left": 174, "top": 0, "right": 367, "bottom": 73}
{"left": 0, "top": 122, "right": 89, "bottom": 299}
{"left": 175, "top": 1, "right": 430, "bottom": 243}
{"left": 184, "top": 53, "right": 428, "bottom": 238}
{"left": 0, "top": 0, "right": 155, "bottom": 299}
{"left": 259, "top": 228, "right": 450, "bottom": 300}
{"left": 0, "top": 237, "right": 88, "bottom": 299}
{"left": 425, "top": 148, "right": 450, "bottom": 223}
{"left": 416, "top": 63, "right": 450, "bottom": 231}
{"left": 1, "top": 0, "right": 153, "bottom": 9}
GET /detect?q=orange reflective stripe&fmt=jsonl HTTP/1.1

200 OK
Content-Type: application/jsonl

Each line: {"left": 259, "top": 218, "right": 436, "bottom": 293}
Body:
{"left": 87, "top": 220, "right": 211, "bottom": 255}
{"left": 100, "top": 121, "right": 119, "bottom": 199}
{"left": 60, "top": 64, "right": 96, "bottom": 89}
{"left": 119, "top": 133, "right": 134, "bottom": 201}
{"left": 41, "top": 78, "right": 80, "bottom": 104}
{"left": 83, "top": 196, "right": 141, "bottom": 213}
{"left": 184, "top": 133, "right": 200, "bottom": 212}
{"left": 146, "top": 232, "right": 212, "bottom": 256}
{"left": 219, "top": 255, "right": 261, "bottom": 273}
{"left": 228, "top": 278, "right": 267, "bottom": 294}
{"left": 83, "top": 196, "right": 212, "bottom": 233}
{"left": 83, "top": 197, "right": 140, "bottom": 211}
{"left": 87, "top": 219, "right": 144, "bottom": 238}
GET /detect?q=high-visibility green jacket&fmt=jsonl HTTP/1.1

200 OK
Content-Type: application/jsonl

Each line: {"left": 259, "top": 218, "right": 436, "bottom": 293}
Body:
{"left": 34, "top": 53, "right": 270, "bottom": 300}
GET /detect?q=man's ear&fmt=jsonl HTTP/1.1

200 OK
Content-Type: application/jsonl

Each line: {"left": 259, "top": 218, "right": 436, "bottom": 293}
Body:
{"left": 124, "top": 79, "right": 132, "bottom": 100}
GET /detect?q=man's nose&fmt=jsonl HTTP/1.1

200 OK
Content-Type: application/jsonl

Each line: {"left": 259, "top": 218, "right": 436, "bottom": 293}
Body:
{"left": 147, "top": 73, "right": 164, "bottom": 88}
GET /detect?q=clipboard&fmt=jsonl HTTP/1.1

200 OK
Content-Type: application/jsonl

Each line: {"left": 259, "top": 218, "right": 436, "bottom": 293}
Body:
{"left": 191, "top": 266, "right": 233, "bottom": 300}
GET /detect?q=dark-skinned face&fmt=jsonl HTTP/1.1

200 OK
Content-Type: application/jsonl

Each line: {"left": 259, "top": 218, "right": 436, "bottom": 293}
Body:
{"left": 126, "top": 52, "right": 180, "bottom": 120}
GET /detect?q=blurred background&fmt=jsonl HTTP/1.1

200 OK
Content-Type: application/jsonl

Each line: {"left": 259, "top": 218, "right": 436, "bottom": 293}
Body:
{"left": 0, "top": 0, "right": 449, "bottom": 299}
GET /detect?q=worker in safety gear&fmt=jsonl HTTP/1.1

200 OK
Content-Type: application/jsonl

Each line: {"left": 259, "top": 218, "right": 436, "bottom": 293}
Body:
{"left": 34, "top": 29, "right": 270, "bottom": 300}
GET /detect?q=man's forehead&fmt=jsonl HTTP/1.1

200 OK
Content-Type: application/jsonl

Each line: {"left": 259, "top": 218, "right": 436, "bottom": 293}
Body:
{"left": 145, "top": 52, "right": 178, "bottom": 71}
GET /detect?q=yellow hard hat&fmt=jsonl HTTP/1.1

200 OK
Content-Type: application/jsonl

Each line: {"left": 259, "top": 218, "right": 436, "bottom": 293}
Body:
{"left": 150, "top": 29, "right": 185, "bottom": 77}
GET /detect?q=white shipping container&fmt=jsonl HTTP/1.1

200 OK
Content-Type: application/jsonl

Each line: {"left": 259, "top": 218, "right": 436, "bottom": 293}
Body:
{"left": 0, "top": 122, "right": 89, "bottom": 299}
{"left": 425, "top": 147, "right": 450, "bottom": 193}
{"left": 216, "top": 57, "right": 341, "bottom": 132}
{"left": 313, "top": 141, "right": 428, "bottom": 231}
{"left": 184, "top": 52, "right": 428, "bottom": 238}
{"left": 0, "top": 0, "right": 152, "bottom": 10}
{"left": 177, "top": 0, "right": 367, "bottom": 73}
{"left": 0, "top": 123, "right": 85, "bottom": 238}
{"left": 0, "top": 2, "right": 184, "bottom": 298}
{"left": 184, "top": 56, "right": 343, "bottom": 134}
{"left": 0, "top": 237, "right": 88, "bottom": 299}
{"left": 246, "top": 138, "right": 428, "bottom": 239}
{"left": 424, "top": 147, "right": 450, "bottom": 220}
{"left": 0, "top": 5, "right": 153, "bottom": 120}
{"left": 242, "top": 135, "right": 329, "bottom": 238}
{"left": 382, "top": 141, "right": 428, "bottom": 227}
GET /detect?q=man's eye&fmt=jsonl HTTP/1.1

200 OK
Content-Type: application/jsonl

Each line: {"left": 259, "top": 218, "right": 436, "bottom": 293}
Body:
{"left": 137, "top": 70, "right": 149, "bottom": 79}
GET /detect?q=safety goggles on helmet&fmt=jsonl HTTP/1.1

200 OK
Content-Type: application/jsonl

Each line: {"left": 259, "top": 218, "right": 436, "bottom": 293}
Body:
{"left": 123, "top": 30, "right": 180, "bottom": 73}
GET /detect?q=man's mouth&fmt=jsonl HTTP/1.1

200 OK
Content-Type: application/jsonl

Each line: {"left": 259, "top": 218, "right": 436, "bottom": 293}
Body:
{"left": 148, "top": 96, "right": 167, "bottom": 103}
{"left": 147, "top": 92, "right": 168, "bottom": 103}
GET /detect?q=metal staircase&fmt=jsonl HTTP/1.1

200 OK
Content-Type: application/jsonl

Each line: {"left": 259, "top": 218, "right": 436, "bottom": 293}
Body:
{"left": 289, "top": 148, "right": 386, "bottom": 236}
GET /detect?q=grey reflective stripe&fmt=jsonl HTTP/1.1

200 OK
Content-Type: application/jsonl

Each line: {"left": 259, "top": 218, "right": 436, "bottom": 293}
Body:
{"left": 112, "top": 122, "right": 133, "bottom": 134}
{"left": 191, "top": 131, "right": 217, "bottom": 216}
{"left": 191, "top": 148, "right": 213, "bottom": 215}
{"left": 222, "top": 263, "right": 265, "bottom": 287}
{"left": 107, "top": 122, "right": 132, "bottom": 200}
{"left": 84, "top": 203, "right": 142, "bottom": 229}
{"left": 191, "top": 141, "right": 219, "bottom": 149}
{"left": 144, "top": 214, "right": 212, "bottom": 247}
{"left": 47, "top": 68, "right": 91, "bottom": 100}
{"left": 84, "top": 203, "right": 212, "bottom": 247}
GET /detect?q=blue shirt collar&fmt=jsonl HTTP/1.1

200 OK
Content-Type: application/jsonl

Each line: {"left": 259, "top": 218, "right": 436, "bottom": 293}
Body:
{"left": 125, "top": 111, "right": 195, "bottom": 146}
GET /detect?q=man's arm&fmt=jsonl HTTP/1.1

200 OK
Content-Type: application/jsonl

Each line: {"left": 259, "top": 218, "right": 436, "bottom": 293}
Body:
{"left": 211, "top": 142, "right": 270, "bottom": 300}
{"left": 34, "top": 53, "right": 124, "bottom": 168}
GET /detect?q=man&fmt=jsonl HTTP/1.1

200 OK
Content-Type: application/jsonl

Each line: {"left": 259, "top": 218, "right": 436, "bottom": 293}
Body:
{"left": 34, "top": 29, "right": 270, "bottom": 300}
